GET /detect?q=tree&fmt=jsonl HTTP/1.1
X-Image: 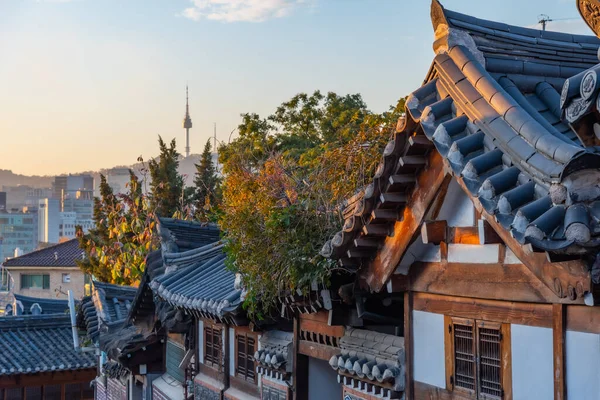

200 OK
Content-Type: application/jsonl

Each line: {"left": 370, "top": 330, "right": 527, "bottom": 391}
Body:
{"left": 148, "top": 136, "right": 186, "bottom": 218}
{"left": 194, "top": 139, "right": 221, "bottom": 221}
{"left": 219, "top": 91, "right": 406, "bottom": 317}
{"left": 76, "top": 171, "right": 157, "bottom": 285}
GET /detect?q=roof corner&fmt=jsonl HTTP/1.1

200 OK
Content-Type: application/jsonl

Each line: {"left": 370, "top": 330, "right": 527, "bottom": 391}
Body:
{"left": 430, "top": 0, "right": 447, "bottom": 35}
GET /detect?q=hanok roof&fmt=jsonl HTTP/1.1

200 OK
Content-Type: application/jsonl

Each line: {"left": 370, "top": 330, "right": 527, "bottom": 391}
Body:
{"left": 78, "top": 281, "right": 137, "bottom": 344}
{"left": 129, "top": 218, "right": 237, "bottom": 327}
{"left": 150, "top": 241, "right": 242, "bottom": 318}
{"left": 158, "top": 218, "right": 220, "bottom": 251}
{"left": 3, "top": 239, "right": 84, "bottom": 267}
{"left": 0, "top": 314, "right": 96, "bottom": 375}
{"left": 323, "top": 1, "right": 600, "bottom": 270}
{"left": 7, "top": 294, "right": 70, "bottom": 316}
{"left": 329, "top": 328, "right": 405, "bottom": 395}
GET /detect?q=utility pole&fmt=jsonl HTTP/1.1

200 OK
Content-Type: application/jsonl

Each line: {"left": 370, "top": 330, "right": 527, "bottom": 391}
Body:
{"left": 538, "top": 14, "right": 552, "bottom": 31}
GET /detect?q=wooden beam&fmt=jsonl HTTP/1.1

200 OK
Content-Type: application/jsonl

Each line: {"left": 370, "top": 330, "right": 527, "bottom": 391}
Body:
{"left": 421, "top": 222, "right": 480, "bottom": 245}
{"left": 404, "top": 291, "right": 414, "bottom": 400}
{"left": 0, "top": 369, "right": 97, "bottom": 388}
{"left": 453, "top": 176, "right": 591, "bottom": 303}
{"left": 478, "top": 218, "right": 503, "bottom": 244}
{"left": 298, "top": 340, "right": 339, "bottom": 361}
{"left": 402, "top": 261, "right": 563, "bottom": 303}
{"left": 447, "top": 226, "right": 479, "bottom": 245}
{"left": 421, "top": 220, "right": 448, "bottom": 244}
{"left": 566, "top": 304, "right": 600, "bottom": 333}
{"left": 414, "top": 381, "right": 472, "bottom": 400}
{"left": 362, "top": 150, "right": 451, "bottom": 292}
{"left": 553, "top": 304, "right": 566, "bottom": 400}
{"left": 299, "top": 319, "right": 344, "bottom": 338}
{"left": 413, "top": 292, "right": 553, "bottom": 328}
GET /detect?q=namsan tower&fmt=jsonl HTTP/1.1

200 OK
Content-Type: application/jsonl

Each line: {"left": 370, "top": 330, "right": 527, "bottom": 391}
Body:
{"left": 183, "top": 85, "right": 193, "bottom": 158}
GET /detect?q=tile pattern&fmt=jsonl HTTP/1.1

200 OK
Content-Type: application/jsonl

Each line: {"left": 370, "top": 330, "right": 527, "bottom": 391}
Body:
{"left": 0, "top": 314, "right": 96, "bottom": 375}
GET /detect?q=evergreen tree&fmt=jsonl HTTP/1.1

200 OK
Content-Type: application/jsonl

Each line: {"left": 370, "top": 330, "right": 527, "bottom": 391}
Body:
{"left": 148, "top": 136, "right": 185, "bottom": 218}
{"left": 194, "top": 139, "right": 220, "bottom": 219}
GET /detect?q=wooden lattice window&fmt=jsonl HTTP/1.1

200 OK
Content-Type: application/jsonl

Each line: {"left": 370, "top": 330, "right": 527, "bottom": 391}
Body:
{"left": 204, "top": 325, "right": 222, "bottom": 369}
{"left": 446, "top": 317, "right": 508, "bottom": 400}
{"left": 236, "top": 333, "right": 256, "bottom": 383}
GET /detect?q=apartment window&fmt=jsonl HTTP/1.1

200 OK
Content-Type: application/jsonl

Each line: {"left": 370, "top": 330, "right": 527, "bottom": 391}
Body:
{"left": 235, "top": 333, "right": 256, "bottom": 383}
{"left": 204, "top": 325, "right": 222, "bottom": 369}
{"left": 447, "top": 317, "right": 507, "bottom": 399}
{"left": 21, "top": 274, "right": 50, "bottom": 290}
{"left": 62, "top": 273, "right": 71, "bottom": 283}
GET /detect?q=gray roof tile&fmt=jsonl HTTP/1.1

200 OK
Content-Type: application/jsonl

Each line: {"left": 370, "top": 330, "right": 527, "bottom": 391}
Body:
{"left": 0, "top": 314, "right": 96, "bottom": 375}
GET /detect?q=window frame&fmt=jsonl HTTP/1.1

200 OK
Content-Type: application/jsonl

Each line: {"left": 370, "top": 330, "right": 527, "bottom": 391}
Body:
{"left": 445, "top": 316, "right": 510, "bottom": 400}
{"left": 20, "top": 274, "right": 50, "bottom": 290}
{"left": 203, "top": 322, "right": 223, "bottom": 370}
{"left": 234, "top": 330, "right": 257, "bottom": 384}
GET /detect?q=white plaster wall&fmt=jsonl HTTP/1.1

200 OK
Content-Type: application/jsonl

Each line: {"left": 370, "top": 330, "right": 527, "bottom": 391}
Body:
{"left": 396, "top": 237, "right": 441, "bottom": 274}
{"left": 229, "top": 327, "right": 235, "bottom": 377}
{"left": 566, "top": 330, "right": 600, "bottom": 400}
{"left": 308, "top": 358, "right": 342, "bottom": 400}
{"left": 436, "top": 179, "right": 474, "bottom": 227}
{"left": 413, "top": 310, "right": 446, "bottom": 388}
{"left": 504, "top": 248, "right": 522, "bottom": 264}
{"left": 511, "top": 324, "right": 553, "bottom": 400}
{"left": 198, "top": 320, "right": 204, "bottom": 364}
{"left": 447, "top": 244, "right": 500, "bottom": 264}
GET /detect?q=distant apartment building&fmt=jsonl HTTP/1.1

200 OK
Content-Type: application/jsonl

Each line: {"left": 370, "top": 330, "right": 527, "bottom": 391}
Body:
{"left": 59, "top": 211, "right": 77, "bottom": 239}
{"left": 0, "top": 210, "right": 38, "bottom": 262}
{"left": 38, "top": 198, "right": 60, "bottom": 244}
{"left": 53, "top": 174, "right": 94, "bottom": 201}
{"left": 106, "top": 167, "right": 132, "bottom": 194}
{"left": 2, "top": 239, "right": 88, "bottom": 300}
{"left": 1, "top": 185, "right": 53, "bottom": 210}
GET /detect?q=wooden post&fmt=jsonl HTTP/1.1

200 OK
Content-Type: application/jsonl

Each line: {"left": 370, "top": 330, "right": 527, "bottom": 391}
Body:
{"left": 224, "top": 324, "right": 230, "bottom": 389}
{"left": 60, "top": 384, "right": 65, "bottom": 400}
{"left": 553, "top": 304, "right": 566, "bottom": 400}
{"left": 404, "top": 291, "right": 414, "bottom": 400}
{"left": 293, "top": 314, "right": 308, "bottom": 400}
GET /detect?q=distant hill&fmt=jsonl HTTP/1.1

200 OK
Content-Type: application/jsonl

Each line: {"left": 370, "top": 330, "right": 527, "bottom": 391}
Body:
{"left": 0, "top": 169, "right": 54, "bottom": 189}
{"left": 0, "top": 154, "right": 219, "bottom": 195}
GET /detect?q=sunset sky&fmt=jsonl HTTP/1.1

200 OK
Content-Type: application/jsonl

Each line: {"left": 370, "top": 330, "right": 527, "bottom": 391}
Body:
{"left": 0, "top": 0, "right": 592, "bottom": 176}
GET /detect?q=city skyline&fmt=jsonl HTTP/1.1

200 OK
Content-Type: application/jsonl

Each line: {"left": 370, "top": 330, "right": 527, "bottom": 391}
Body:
{"left": 0, "top": 0, "right": 592, "bottom": 176}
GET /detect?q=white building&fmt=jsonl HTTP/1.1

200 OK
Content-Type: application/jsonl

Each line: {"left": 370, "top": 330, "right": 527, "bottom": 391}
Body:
{"left": 38, "top": 198, "right": 59, "bottom": 244}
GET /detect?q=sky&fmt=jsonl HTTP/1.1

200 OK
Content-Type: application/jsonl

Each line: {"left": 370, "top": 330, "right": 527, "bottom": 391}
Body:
{"left": 0, "top": 0, "right": 593, "bottom": 176}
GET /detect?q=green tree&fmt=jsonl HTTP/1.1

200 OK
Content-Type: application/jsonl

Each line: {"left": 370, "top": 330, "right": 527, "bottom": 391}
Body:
{"left": 148, "top": 136, "right": 186, "bottom": 218}
{"left": 219, "top": 91, "right": 406, "bottom": 317}
{"left": 194, "top": 139, "right": 221, "bottom": 221}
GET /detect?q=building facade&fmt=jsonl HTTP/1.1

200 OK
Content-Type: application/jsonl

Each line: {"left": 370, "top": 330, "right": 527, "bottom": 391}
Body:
{"left": 0, "top": 210, "right": 38, "bottom": 263}
{"left": 38, "top": 198, "right": 60, "bottom": 244}
{"left": 2, "top": 239, "right": 88, "bottom": 301}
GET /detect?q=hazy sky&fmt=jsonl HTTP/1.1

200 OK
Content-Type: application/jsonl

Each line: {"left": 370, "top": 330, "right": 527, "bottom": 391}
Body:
{"left": 0, "top": 0, "right": 592, "bottom": 176}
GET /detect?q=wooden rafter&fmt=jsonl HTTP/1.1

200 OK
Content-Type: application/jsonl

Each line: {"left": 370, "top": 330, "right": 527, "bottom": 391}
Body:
{"left": 360, "top": 150, "right": 451, "bottom": 292}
